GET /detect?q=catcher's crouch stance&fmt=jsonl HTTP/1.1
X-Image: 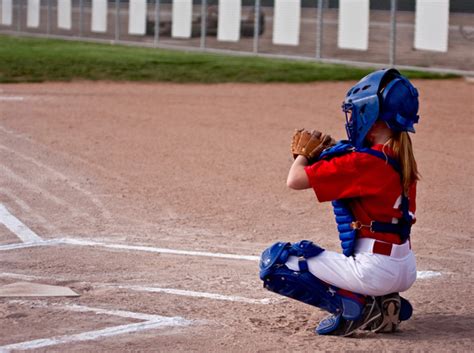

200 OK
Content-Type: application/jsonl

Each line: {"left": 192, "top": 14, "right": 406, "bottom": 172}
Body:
{"left": 259, "top": 69, "right": 419, "bottom": 337}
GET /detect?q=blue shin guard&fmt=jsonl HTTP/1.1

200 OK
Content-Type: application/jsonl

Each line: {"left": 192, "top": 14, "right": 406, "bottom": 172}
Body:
{"left": 259, "top": 241, "right": 364, "bottom": 326}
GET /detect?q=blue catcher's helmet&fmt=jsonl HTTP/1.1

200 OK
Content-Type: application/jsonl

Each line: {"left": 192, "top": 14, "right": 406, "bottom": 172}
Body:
{"left": 342, "top": 68, "right": 420, "bottom": 148}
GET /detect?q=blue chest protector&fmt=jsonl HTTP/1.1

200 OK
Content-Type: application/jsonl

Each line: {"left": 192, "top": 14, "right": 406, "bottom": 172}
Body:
{"left": 319, "top": 141, "right": 413, "bottom": 257}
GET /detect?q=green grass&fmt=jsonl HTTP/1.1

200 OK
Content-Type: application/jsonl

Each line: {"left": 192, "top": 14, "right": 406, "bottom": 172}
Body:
{"left": 0, "top": 35, "right": 456, "bottom": 83}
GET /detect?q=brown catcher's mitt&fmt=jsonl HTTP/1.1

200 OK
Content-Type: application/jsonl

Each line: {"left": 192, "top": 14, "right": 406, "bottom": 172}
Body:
{"left": 291, "top": 128, "right": 336, "bottom": 163}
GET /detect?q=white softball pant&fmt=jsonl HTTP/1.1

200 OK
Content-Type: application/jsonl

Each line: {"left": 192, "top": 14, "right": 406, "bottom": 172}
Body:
{"left": 285, "top": 238, "right": 417, "bottom": 296}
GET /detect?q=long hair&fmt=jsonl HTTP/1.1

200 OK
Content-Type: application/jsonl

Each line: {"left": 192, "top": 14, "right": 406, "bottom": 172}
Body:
{"left": 388, "top": 131, "right": 420, "bottom": 195}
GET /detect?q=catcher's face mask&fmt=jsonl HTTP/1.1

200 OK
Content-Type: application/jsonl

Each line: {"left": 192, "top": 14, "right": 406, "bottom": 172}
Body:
{"left": 342, "top": 103, "right": 354, "bottom": 144}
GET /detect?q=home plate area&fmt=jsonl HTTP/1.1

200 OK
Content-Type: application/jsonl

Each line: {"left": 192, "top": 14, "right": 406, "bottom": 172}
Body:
{"left": 0, "top": 202, "right": 446, "bottom": 351}
{"left": 0, "top": 300, "right": 191, "bottom": 351}
{"left": 0, "top": 203, "right": 275, "bottom": 351}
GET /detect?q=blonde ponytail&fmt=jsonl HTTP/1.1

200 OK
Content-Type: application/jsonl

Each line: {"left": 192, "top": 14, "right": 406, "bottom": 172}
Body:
{"left": 389, "top": 132, "right": 420, "bottom": 195}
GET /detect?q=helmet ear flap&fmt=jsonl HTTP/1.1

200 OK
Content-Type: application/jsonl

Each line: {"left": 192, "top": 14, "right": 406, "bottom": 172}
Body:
{"left": 380, "top": 77, "right": 400, "bottom": 99}
{"left": 379, "top": 77, "right": 419, "bottom": 132}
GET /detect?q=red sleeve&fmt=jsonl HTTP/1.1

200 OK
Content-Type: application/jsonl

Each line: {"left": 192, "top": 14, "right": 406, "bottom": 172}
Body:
{"left": 304, "top": 152, "right": 399, "bottom": 202}
{"left": 304, "top": 153, "right": 362, "bottom": 202}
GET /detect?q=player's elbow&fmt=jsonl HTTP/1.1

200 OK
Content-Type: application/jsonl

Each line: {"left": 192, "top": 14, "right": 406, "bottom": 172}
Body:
{"left": 286, "top": 176, "right": 296, "bottom": 189}
{"left": 286, "top": 172, "right": 309, "bottom": 190}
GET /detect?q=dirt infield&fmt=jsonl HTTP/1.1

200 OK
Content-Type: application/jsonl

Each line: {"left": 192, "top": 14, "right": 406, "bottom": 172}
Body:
{"left": 0, "top": 79, "right": 473, "bottom": 351}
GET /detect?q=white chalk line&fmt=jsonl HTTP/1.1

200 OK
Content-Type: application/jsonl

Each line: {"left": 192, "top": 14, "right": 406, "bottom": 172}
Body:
{"left": 0, "top": 301, "right": 191, "bottom": 352}
{"left": 0, "top": 321, "right": 183, "bottom": 352}
{"left": 0, "top": 237, "right": 261, "bottom": 260}
{"left": 0, "top": 241, "right": 54, "bottom": 251}
{"left": 0, "top": 96, "right": 24, "bottom": 101}
{"left": 8, "top": 301, "right": 172, "bottom": 322}
{"left": 0, "top": 190, "right": 53, "bottom": 231}
{"left": 0, "top": 272, "right": 47, "bottom": 281}
{"left": 108, "top": 284, "right": 274, "bottom": 305}
{"left": 417, "top": 271, "right": 443, "bottom": 279}
{"left": 0, "top": 272, "right": 275, "bottom": 305}
{"left": 58, "top": 237, "right": 261, "bottom": 261}
{"left": 0, "top": 204, "right": 43, "bottom": 243}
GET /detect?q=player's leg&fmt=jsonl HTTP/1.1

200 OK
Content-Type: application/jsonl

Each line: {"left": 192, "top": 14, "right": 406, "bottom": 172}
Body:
{"left": 259, "top": 241, "right": 382, "bottom": 336}
{"left": 365, "top": 252, "right": 415, "bottom": 333}
{"left": 285, "top": 247, "right": 415, "bottom": 296}
{"left": 284, "top": 245, "right": 415, "bottom": 333}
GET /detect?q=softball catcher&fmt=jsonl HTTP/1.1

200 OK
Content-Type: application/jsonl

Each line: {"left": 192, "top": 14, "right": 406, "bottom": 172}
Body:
{"left": 259, "top": 68, "right": 419, "bottom": 337}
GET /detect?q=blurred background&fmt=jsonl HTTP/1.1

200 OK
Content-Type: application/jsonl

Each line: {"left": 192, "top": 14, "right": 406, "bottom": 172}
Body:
{"left": 0, "top": 0, "right": 473, "bottom": 74}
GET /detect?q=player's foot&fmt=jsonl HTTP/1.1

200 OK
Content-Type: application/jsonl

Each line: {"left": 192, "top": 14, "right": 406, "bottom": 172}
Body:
{"left": 316, "top": 296, "right": 382, "bottom": 337}
{"left": 366, "top": 293, "right": 401, "bottom": 333}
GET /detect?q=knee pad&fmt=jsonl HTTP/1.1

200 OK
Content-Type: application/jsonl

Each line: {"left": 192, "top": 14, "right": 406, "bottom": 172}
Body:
{"left": 259, "top": 242, "right": 291, "bottom": 280}
{"left": 259, "top": 240, "right": 324, "bottom": 280}
{"left": 259, "top": 241, "right": 363, "bottom": 320}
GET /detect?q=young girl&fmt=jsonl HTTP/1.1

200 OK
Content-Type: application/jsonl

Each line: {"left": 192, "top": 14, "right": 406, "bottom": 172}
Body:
{"left": 259, "top": 69, "right": 420, "bottom": 337}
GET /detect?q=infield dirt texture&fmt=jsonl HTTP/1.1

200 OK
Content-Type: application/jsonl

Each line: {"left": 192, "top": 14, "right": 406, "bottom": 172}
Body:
{"left": 0, "top": 79, "right": 473, "bottom": 351}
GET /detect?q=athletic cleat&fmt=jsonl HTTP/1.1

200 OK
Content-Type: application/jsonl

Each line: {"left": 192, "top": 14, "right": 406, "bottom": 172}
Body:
{"left": 367, "top": 293, "right": 402, "bottom": 333}
{"left": 316, "top": 296, "right": 382, "bottom": 337}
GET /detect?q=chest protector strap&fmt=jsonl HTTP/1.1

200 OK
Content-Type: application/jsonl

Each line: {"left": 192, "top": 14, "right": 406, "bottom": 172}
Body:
{"left": 319, "top": 141, "right": 413, "bottom": 256}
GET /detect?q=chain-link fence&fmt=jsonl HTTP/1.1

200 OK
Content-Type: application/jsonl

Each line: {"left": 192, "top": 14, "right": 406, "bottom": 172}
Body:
{"left": 1, "top": 0, "right": 473, "bottom": 75}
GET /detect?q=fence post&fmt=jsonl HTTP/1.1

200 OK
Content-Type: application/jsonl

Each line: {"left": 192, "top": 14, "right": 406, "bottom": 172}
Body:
{"left": 153, "top": 0, "right": 160, "bottom": 47}
{"left": 47, "top": 0, "right": 52, "bottom": 35}
{"left": 17, "top": 0, "right": 22, "bottom": 32}
{"left": 200, "top": 0, "right": 207, "bottom": 49}
{"left": 154, "top": 0, "right": 161, "bottom": 46}
{"left": 253, "top": 0, "right": 261, "bottom": 54}
{"left": 389, "top": 0, "right": 397, "bottom": 67}
{"left": 79, "top": 0, "right": 84, "bottom": 37}
{"left": 115, "top": 0, "right": 120, "bottom": 42}
{"left": 316, "top": 0, "right": 324, "bottom": 59}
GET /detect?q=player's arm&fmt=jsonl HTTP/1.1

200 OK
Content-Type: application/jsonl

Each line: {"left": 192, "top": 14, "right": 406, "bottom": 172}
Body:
{"left": 288, "top": 128, "right": 335, "bottom": 190}
{"left": 287, "top": 155, "right": 311, "bottom": 190}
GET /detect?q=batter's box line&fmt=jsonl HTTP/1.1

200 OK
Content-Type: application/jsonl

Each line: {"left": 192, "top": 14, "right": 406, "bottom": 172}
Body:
{"left": 0, "top": 203, "right": 443, "bottom": 279}
{"left": 0, "top": 301, "right": 192, "bottom": 352}
{"left": 0, "top": 272, "right": 277, "bottom": 305}
{"left": 0, "top": 237, "right": 261, "bottom": 261}
{"left": 0, "top": 202, "right": 260, "bottom": 260}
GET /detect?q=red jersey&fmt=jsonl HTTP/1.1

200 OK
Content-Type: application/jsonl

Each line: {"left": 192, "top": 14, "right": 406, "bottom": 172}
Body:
{"left": 304, "top": 144, "right": 416, "bottom": 244}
